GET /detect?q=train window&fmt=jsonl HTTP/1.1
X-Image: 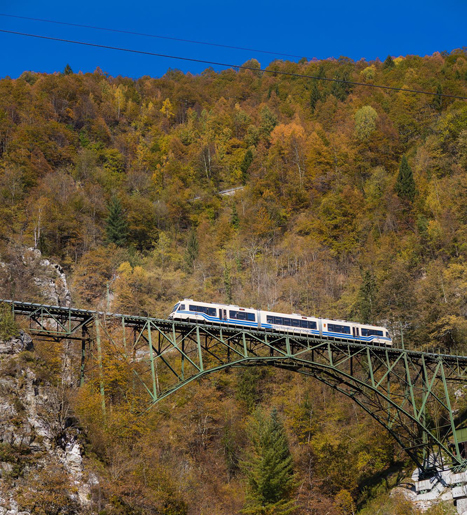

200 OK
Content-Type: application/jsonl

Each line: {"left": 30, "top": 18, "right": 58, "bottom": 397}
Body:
{"left": 190, "top": 305, "right": 216, "bottom": 317}
{"left": 291, "top": 319, "right": 300, "bottom": 327}
{"left": 172, "top": 303, "right": 180, "bottom": 313}
{"left": 274, "top": 317, "right": 282, "bottom": 325}
{"left": 179, "top": 304, "right": 185, "bottom": 310}
{"left": 283, "top": 318, "right": 291, "bottom": 326}
{"left": 307, "top": 321, "right": 317, "bottom": 329}
{"left": 386, "top": 332, "right": 389, "bottom": 338}
{"left": 230, "top": 310, "right": 255, "bottom": 321}
{"left": 267, "top": 316, "right": 273, "bottom": 324}
{"left": 328, "top": 323, "right": 351, "bottom": 334}
{"left": 300, "top": 320, "right": 308, "bottom": 328}
{"left": 361, "top": 328, "right": 384, "bottom": 337}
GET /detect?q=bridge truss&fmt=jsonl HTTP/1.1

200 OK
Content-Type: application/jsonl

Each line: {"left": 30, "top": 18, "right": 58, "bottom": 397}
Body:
{"left": 3, "top": 299, "right": 467, "bottom": 474}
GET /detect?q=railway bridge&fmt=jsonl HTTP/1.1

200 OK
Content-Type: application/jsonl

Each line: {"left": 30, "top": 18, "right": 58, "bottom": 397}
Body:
{"left": 2, "top": 299, "right": 467, "bottom": 477}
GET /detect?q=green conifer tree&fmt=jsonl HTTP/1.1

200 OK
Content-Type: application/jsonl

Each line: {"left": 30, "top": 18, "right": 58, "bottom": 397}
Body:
{"left": 184, "top": 230, "right": 199, "bottom": 272}
{"left": 395, "top": 155, "right": 416, "bottom": 203}
{"left": 242, "top": 408, "right": 297, "bottom": 514}
{"left": 309, "top": 80, "right": 321, "bottom": 112}
{"left": 222, "top": 422, "right": 240, "bottom": 480}
{"left": 231, "top": 204, "right": 240, "bottom": 229}
{"left": 224, "top": 264, "right": 233, "bottom": 303}
{"left": 383, "top": 55, "right": 395, "bottom": 69}
{"left": 432, "top": 84, "right": 443, "bottom": 111}
{"left": 63, "top": 64, "right": 73, "bottom": 75}
{"left": 237, "top": 368, "right": 263, "bottom": 411}
{"left": 259, "top": 107, "right": 278, "bottom": 139}
{"left": 331, "top": 70, "right": 352, "bottom": 101}
{"left": 105, "top": 197, "right": 128, "bottom": 247}
{"left": 0, "top": 303, "right": 18, "bottom": 340}
{"left": 240, "top": 148, "right": 254, "bottom": 183}
{"left": 357, "top": 270, "right": 378, "bottom": 324}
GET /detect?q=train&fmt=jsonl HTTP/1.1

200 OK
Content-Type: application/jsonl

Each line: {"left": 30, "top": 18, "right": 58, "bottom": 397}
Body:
{"left": 168, "top": 299, "right": 392, "bottom": 346}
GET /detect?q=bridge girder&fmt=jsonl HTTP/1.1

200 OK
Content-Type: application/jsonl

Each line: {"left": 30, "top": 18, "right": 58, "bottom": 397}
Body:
{"left": 3, "top": 299, "right": 467, "bottom": 474}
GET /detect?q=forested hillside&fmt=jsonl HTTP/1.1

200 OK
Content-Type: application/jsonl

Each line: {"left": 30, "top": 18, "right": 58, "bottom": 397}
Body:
{"left": 0, "top": 51, "right": 466, "bottom": 513}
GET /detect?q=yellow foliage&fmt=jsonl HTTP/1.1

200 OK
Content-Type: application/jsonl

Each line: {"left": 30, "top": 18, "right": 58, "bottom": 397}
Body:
{"left": 160, "top": 97, "right": 175, "bottom": 119}
{"left": 360, "top": 65, "right": 376, "bottom": 82}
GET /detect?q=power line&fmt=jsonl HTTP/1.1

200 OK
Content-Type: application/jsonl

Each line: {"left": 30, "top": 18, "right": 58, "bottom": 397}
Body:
{"left": 0, "top": 13, "right": 306, "bottom": 59}
{"left": 1, "top": 28, "right": 466, "bottom": 101}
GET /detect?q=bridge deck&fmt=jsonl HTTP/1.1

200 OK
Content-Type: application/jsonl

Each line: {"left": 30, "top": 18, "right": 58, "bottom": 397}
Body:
{"left": 3, "top": 298, "right": 467, "bottom": 471}
{"left": 2, "top": 298, "right": 467, "bottom": 365}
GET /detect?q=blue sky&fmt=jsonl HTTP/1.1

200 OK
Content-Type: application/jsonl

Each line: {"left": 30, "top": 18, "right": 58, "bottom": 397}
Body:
{"left": 0, "top": 0, "right": 465, "bottom": 78}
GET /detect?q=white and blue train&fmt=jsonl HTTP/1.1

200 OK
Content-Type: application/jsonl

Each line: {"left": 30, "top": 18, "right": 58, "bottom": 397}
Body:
{"left": 169, "top": 299, "right": 392, "bottom": 346}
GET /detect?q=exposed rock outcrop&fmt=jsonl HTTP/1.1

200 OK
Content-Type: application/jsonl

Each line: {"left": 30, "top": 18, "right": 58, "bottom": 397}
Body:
{"left": 0, "top": 336, "right": 92, "bottom": 514}
{"left": 22, "top": 248, "right": 71, "bottom": 307}
{"left": 0, "top": 247, "right": 71, "bottom": 307}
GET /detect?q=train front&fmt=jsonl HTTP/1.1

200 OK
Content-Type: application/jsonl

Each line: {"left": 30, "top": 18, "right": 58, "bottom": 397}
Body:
{"left": 168, "top": 302, "right": 181, "bottom": 320}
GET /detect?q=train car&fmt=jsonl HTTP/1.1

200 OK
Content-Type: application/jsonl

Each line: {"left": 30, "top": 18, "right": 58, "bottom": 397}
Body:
{"left": 258, "top": 310, "right": 321, "bottom": 337}
{"left": 169, "top": 299, "right": 258, "bottom": 328}
{"left": 168, "top": 299, "right": 392, "bottom": 346}
{"left": 319, "top": 318, "right": 391, "bottom": 345}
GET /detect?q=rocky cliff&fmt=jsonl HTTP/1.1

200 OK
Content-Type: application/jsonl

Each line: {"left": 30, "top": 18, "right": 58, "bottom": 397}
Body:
{"left": 0, "top": 249, "right": 91, "bottom": 515}
{"left": 0, "top": 335, "right": 92, "bottom": 515}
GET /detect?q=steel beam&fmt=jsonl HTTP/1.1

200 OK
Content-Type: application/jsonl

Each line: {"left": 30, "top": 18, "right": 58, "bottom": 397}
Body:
{"left": 3, "top": 298, "right": 467, "bottom": 473}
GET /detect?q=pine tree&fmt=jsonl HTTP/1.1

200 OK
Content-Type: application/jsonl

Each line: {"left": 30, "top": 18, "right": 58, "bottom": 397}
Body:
{"left": 224, "top": 264, "right": 233, "bottom": 303}
{"left": 63, "top": 64, "right": 73, "bottom": 75}
{"left": 105, "top": 197, "right": 128, "bottom": 246}
{"left": 383, "top": 55, "right": 395, "bottom": 69}
{"left": 357, "top": 270, "right": 378, "bottom": 324}
{"left": 242, "top": 408, "right": 297, "bottom": 514}
{"left": 240, "top": 148, "right": 254, "bottom": 183}
{"left": 0, "top": 303, "right": 18, "bottom": 340}
{"left": 331, "top": 70, "right": 352, "bottom": 101}
{"left": 309, "top": 80, "right": 321, "bottom": 112}
{"left": 236, "top": 368, "right": 263, "bottom": 411}
{"left": 395, "top": 155, "right": 416, "bottom": 203}
{"left": 259, "top": 107, "right": 278, "bottom": 139}
{"left": 231, "top": 204, "right": 240, "bottom": 229}
{"left": 432, "top": 84, "right": 443, "bottom": 111}
{"left": 184, "top": 230, "right": 199, "bottom": 272}
{"left": 221, "top": 422, "right": 240, "bottom": 481}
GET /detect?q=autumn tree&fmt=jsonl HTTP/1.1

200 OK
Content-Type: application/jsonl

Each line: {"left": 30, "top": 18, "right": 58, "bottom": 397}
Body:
{"left": 354, "top": 106, "right": 378, "bottom": 140}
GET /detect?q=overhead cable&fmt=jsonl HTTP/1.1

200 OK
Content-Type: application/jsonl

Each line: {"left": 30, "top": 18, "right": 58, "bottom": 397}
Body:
{"left": 0, "top": 28, "right": 466, "bottom": 100}
{"left": 0, "top": 13, "right": 306, "bottom": 59}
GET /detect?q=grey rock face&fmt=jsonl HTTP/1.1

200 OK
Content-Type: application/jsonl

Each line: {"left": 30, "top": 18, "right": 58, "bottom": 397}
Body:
{"left": 0, "top": 337, "right": 92, "bottom": 514}
{"left": 23, "top": 248, "right": 71, "bottom": 307}
{"left": 0, "top": 334, "right": 33, "bottom": 356}
{"left": 0, "top": 247, "right": 71, "bottom": 307}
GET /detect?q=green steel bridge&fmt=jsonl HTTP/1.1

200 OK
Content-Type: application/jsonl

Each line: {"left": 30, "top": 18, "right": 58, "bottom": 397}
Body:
{"left": 2, "top": 298, "right": 467, "bottom": 475}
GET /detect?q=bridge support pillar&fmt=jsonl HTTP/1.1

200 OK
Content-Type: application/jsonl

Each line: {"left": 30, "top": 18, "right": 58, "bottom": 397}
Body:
{"left": 94, "top": 316, "right": 106, "bottom": 420}
{"left": 407, "top": 468, "right": 467, "bottom": 513}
